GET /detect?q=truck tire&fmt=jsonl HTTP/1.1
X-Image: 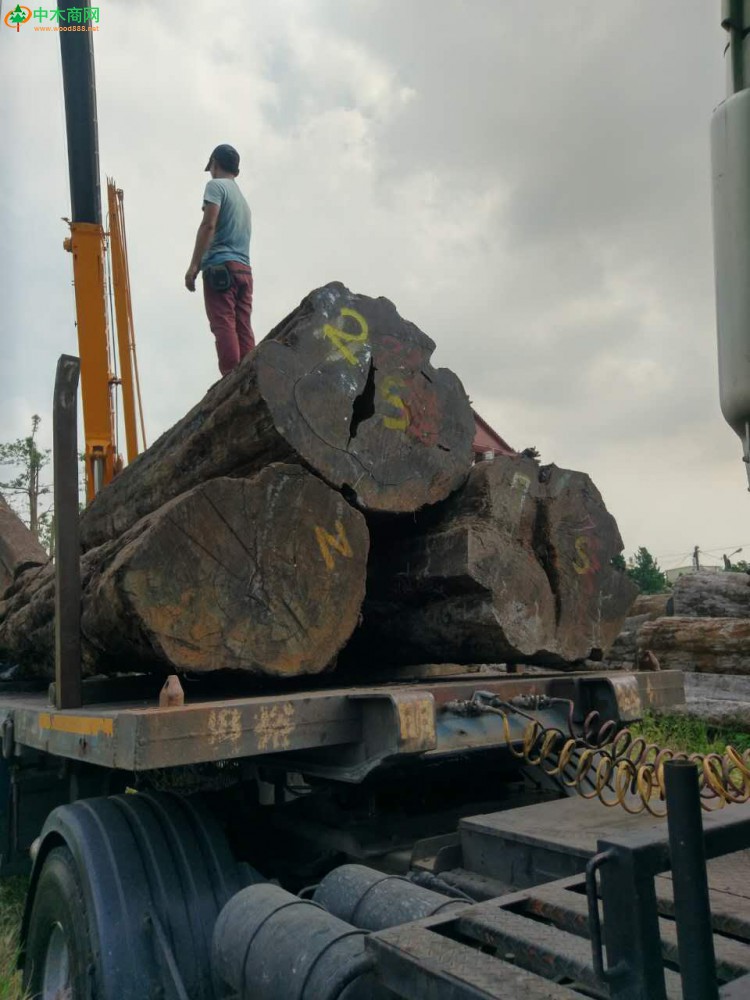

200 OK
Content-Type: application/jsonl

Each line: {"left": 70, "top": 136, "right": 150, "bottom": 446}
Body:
{"left": 21, "top": 791, "right": 252, "bottom": 1000}
{"left": 24, "top": 845, "right": 97, "bottom": 1000}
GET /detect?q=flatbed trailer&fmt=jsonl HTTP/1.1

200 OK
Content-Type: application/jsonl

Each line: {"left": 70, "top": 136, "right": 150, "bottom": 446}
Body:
{"left": 0, "top": 667, "right": 680, "bottom": 776}
{"left": 0, "top": 659, "right": 686, "bottom": 1000}
{"left": 0, "top": 333, "right": 693, "bottom": 1000}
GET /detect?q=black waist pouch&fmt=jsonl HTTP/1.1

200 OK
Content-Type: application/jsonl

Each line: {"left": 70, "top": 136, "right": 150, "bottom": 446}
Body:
{"left": 205, "top": 264, "right": 234, "bottom": 292}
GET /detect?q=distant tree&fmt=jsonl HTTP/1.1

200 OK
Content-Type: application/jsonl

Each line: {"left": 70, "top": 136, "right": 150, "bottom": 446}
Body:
{"left": 729, "top": 559, "right": 750, "bottom": 575}
{"left": 611, "top": 553, "right": 627, "bottom": 571}
{"left": 0, "top": 415, "right": 52, "bottom": 545}
{"left": 626, "top": 546, "right": 669, "bottom": 594}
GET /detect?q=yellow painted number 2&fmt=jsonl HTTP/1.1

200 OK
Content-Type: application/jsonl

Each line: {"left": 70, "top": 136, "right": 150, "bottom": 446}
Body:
{"left": 322, "top": 308, "right": 369, "bottom": 366}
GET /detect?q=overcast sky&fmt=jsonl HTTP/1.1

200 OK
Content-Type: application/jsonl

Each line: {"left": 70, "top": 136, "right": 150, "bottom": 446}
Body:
{"left": 1, "top": 1, "right": 746, "bottom": 572}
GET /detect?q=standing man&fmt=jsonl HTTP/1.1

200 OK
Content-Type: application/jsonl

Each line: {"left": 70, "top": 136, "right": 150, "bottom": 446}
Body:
{"left": 185, "top": 144, "right": 254, "bottom": 376}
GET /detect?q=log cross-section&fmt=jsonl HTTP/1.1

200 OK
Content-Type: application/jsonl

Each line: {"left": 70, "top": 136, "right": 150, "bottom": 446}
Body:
{"left": 0, "top": 465, "right": 369, "bottom": 679}
{"left": 347, "top": 456, "right": 636, "bottom": 668}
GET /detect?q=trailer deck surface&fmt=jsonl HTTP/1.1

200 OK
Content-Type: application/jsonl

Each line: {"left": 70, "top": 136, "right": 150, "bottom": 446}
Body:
{"left": 0, "top": 668, "right": 683, "bottom": 773}
{"left": 371, "top": 797, "right": 750, "bottom": 999}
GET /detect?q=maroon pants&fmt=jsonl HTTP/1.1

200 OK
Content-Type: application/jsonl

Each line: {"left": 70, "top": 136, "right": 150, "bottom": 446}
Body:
{"left": 202, "top": 262, "right": 255, "bottom": 376}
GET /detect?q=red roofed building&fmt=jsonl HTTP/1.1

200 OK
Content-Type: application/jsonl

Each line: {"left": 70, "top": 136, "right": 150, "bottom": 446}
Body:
{"left": 472, "top": 410, "right": 516, "bottom": 460}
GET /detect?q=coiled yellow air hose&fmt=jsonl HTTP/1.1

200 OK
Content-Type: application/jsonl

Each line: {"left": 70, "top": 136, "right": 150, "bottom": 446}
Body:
{"left": 444, "top": 691, "right": 750, "bottom": 817}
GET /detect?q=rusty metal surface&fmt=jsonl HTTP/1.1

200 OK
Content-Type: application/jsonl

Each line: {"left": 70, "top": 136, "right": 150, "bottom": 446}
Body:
{"left": 53, "top": 355, "right": 82, "bottom": 710}
{"left": 656, "top": 850, "right": 750, "bottom": 941}
{"left": 367, "top": 921, "right": 583, "bottom": 999}
{"left": 528, "top": 881, "right": 750, "bottom": 983}
{"left": 721, "top": 971, "right": 750, "bottom": 998}
{"left": 0, "top": 670, "right": 685, "bottom": 773}
{"left": 635, "top": 669, "right": 686, "bottom": 711}
{"left": 458, "top": 904, "right": 604, "bottom": 991}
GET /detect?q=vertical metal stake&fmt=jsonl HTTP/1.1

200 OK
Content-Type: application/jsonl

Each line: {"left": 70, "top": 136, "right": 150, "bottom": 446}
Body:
{"left": 54, "top": 355, "right": 82, "bottom": 710}
{"left": 664, "top": 759, "right": 718, "bottom": 1000}
{"left": 599, "top": 843, "right": 667, "bottom": 1000}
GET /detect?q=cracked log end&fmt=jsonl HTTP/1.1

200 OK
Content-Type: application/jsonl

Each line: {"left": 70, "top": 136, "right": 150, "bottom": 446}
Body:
{"left": 257, "top": 282, "right": 476, "bottom": 513}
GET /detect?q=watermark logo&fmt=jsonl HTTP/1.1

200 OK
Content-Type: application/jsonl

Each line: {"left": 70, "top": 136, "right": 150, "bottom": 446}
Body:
{"left": 3, "top": 5, "right": 100, "bottom": 32}
{"left": 4, "top": 5, "right": 32, "bottom": 30}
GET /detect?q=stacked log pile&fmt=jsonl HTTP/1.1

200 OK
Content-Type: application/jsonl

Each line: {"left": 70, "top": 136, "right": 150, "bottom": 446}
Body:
{"left": 637, "top": 571, "right": 750, "bottom": 675}
{"left": 0, "top": 282, "right": 636, "bottom": 682}
{"left": 605, "top": 592, "right": 673, "bottom": 668}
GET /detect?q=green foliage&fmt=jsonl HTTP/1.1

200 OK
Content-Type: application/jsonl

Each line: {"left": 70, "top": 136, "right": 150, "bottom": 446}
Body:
{"left": 610, "top": 553, "right": 626, "bottom": 571}
{"left": 0, "top": 878, "right": 27, "bottom": 1000}
{"left": 626, "top": 546, "right": 669, "bottom": 594}
{"left": 0, "top": 416, "right": 51, "bottom": 546}
{"left": 631, "top": 712, "right": 750, "bottom": 756}
{"left": 728, "top": 559, "right": 750, "bottom": 574}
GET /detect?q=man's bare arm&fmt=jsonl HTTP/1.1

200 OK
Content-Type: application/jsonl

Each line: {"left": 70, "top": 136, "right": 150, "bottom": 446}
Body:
{"left": 185, "top": 203, "right": 220, "bottom": 291}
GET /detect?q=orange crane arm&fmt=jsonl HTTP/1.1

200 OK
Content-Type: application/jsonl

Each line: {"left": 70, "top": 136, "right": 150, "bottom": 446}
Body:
{"left": 59, "top": 1, "right": 143, "bottom": 500}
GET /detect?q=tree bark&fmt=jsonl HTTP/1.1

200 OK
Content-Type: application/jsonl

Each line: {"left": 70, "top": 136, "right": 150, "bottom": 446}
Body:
{"left": 637, "top": 616, "right": 750, "bottom": 674}
{"left": 631, "top": 592, "right": 674, "bottom": 617}
{"left": 345, "top": 455, "right": 636, "bottom": 668}
{"left": 605, "top": 613, "right": 653, "bottom": 666}
{"left": 0, "top": 494, "right": 48, "bottom": 597}
{"left": 80, "top": 283, "right": 475, "bottom": 550}
{"left": 0, "top": 466, "right": 369, "bottom": 679}
{"left": 672, "top": 571, "right": 750, "bottom": 618}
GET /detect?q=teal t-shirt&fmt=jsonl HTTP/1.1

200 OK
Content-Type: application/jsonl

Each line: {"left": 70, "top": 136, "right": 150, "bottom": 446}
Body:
{"left": 201, "top": 178, "right": 251, "bottom": 269}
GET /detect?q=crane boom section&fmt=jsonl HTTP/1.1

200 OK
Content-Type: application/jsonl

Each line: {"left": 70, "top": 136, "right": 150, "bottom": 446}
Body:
{"left": 64, "top": 223, "right": 116, "bottom": 499}
{"left": 108, "top": 182, "right": 140, "bottom": 463}
{"left": 59, "top": 1, "right": 144, "bottom": 499}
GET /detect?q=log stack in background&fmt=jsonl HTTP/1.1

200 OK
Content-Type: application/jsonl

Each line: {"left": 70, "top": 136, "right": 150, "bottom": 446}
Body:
{"left": 605, "top": 593, "right": 674, "bottom": 668}
{"left": 637, "top": 571, "right": 750, "bottom": 674}
{"left": 0, "top": 282, "right": 636, "bottom": 682}
{"left": 0, "top": 496, "right": 48, "bottom": 596}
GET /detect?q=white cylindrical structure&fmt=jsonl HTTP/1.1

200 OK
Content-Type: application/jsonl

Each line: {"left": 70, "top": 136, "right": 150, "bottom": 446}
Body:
{"left": 712, "top": 3, "right": 750, "bottom": 487}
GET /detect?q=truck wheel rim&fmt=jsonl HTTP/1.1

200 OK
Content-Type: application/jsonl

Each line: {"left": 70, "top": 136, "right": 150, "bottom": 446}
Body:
{"left": 42, "top": 922, "right": 70, "bottom": 999}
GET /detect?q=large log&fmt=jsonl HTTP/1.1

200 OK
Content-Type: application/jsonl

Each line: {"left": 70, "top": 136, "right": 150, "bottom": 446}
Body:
{"left": 0, "top": 465, "right": 369, "bottom": 678}
{"left": 605, "top": 613, "right": 652, "bottom": 666}
{"left": 637, "top": 616, "right": 750, "bottom": 674}
{"left": 345, "top": 455, "right": 636, "bottom": 668}
{"left": 80, "top": 283, "right": 475, "bottom": 551}
{"left": 0, "top": 494, "right": 48, "bottom": 596}
{"left": 673, "top": 571, "right": 750, "bottom": 618}
{"left": 536, "top": 465, "right": 638, "bottom": 661}
{"left": 603, "top": 594, "right": 673, "bottom": 667}
{"left": 631, "top": 592, "right": 673, "bottom": 617}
